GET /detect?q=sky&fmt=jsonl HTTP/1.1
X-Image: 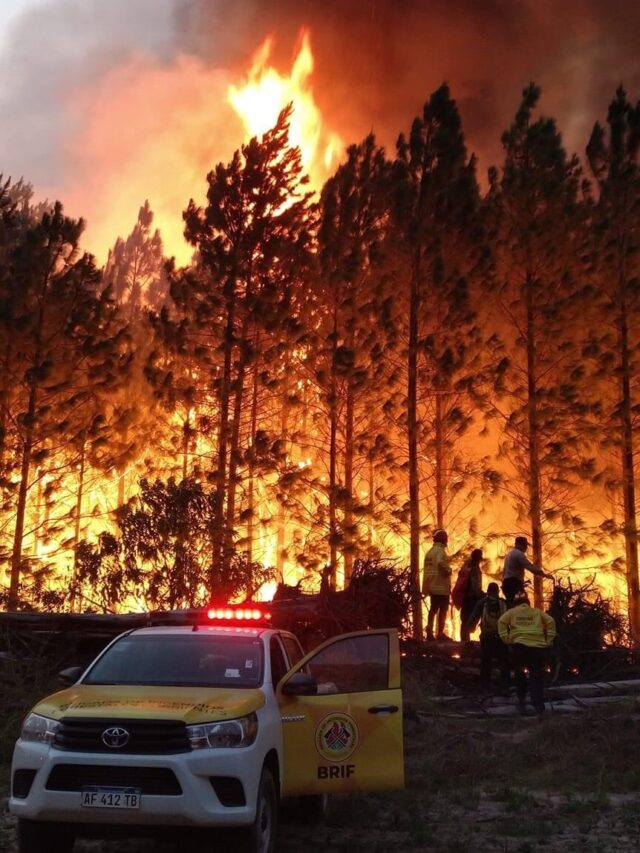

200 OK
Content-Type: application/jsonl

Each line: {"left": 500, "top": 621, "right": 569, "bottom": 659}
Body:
{"left": 1, "top": 0, "right": 639, "bottom": 261}
{"left": 0, "top": 0, "right": 36, "bottom": 30}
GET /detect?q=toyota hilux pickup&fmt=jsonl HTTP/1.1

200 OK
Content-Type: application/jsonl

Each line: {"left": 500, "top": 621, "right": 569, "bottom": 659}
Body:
{"left": 9, "top": 605, "right": 404, "bottom": 853}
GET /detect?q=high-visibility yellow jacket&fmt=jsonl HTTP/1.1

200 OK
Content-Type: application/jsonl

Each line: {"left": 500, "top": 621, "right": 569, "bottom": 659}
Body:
{"left": 422, "top": 543, "right": 452, "bottom": 596}
{"left": 498, "top": 603, "right": 556, "bottom": 649}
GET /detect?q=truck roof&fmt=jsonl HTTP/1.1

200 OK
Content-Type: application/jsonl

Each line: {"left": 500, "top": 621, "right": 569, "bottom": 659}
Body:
{"left": 129, "top": 625, "right": 268, "bottom": 638}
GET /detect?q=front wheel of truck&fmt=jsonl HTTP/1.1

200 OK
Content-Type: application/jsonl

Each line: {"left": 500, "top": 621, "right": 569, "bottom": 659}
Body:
{"left": 238, "top": 766, "right": 278, "bottom": 853}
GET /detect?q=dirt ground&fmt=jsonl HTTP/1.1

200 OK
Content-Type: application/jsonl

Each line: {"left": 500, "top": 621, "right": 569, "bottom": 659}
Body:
{"left": 4, "top": 711, "right": 640, "bottom": 853}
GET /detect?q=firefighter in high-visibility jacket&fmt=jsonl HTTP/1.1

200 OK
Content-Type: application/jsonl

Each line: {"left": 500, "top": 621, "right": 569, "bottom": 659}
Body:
{"left": 498, "top": 592, "right": 556, "bottom": 716}
{"left": 422, "top": 528, "right": 452, "bottom": 641}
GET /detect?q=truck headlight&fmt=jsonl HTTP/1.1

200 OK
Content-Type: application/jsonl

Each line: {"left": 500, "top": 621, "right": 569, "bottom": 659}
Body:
{"left": 186, "top": 713, "right": 258, "bottom": 749}
{"left": 20, "top": 713, "right": 60, "bottom": 744}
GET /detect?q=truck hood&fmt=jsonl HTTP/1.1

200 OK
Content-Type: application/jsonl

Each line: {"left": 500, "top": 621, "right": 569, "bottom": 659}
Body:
{"left": 33, "top": 685, "right": 266, "bottom": 724}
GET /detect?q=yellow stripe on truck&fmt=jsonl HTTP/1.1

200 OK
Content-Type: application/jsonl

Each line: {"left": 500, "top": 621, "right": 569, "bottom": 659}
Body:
{"left": 33, "top": 685, "right": 266, "bottom": 724}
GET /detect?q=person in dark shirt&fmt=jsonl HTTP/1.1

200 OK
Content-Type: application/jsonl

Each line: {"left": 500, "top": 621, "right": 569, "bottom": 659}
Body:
{"left": 468, "top": 582, "right": 509, "bottom": 693}
{"left": 460, "top": 548, "right": 483, "bottom": 642}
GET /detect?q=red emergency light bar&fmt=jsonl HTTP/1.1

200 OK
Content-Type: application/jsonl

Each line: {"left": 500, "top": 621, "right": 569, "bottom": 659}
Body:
{"left": 206, "top": 606, "right": 272, "bottom": 623}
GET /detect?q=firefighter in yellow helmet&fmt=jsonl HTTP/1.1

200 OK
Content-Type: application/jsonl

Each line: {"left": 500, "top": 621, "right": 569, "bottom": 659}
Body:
{"left": 498, "top": 591, "right": 556, "bottom": 716}
{"left": 422, "top": 528, "right": 452, "bottom": 641}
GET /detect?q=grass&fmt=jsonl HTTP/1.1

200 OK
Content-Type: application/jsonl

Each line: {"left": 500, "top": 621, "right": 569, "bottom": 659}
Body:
{"left": 405, "top": 705, "right": 640, "bottom": 798}
{"left": 295, "top": 707, "right": 640, "bottom": 852}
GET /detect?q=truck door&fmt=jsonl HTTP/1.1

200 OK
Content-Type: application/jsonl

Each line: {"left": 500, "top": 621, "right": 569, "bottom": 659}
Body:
{"left": 277, "top": 629, "right": 404, "bottom": 795}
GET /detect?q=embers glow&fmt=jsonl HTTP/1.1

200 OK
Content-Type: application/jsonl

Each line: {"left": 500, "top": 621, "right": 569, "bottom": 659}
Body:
{"left": 228, "top": 29, "right": 343, "bottom": 189}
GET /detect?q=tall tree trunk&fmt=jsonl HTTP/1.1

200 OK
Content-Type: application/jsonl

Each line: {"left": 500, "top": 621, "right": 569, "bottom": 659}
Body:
{"left": 33, "top": 469, "right": 43, "bottom": 552}
{"left": 367, "top": 444, "right": 375, "bottom": 550}
{"left": 408, "top": 255, "right": 423, "bottom": 638}
{"left": 0, "top": 341, "right": 11, "bottom": 491}
{"left": 8, "top": 257, "right": 54, "bottom": 609}
{"left": 8, "top": 386, "right": 36, "bottom": 609}
{"left": 247, "top": 350, "right": 259, "bottom": 566}
{"left": 525, "top": 275, "right": 544, "bottom": 608}
{"left": 328, "top": 310, "right": 339, "bottom": 588}
{"left": 117, "top": 470, "right": 126, "bottom": 508}
{"left": 434, "top": 389, "right": 445, "bottom": 530}
{"left": 343, "top": 381, "right": 355, "bottom": 582}
{"left": 71, "top": 438, "right": 86, "bottom": 611}
{"left": 181, "top": 412, "right": 190, "bottom": 481}
{"left": 223, "top": 314, "right": 251, "bottom": 574}
{"left": 211, "top": 279, "right": 236, "bottom": 580}
{"left": 617, "top": 251, "right": 640, "bottom": 639}
{"left": 276, "top": 364, "right": 290, "bottom": 583}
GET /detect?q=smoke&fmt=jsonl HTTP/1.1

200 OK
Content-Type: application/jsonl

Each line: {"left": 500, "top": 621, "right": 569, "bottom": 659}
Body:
{"left": 180, "top": 0, "right": 640, "bottom": 166}
{"left": 0, "top": 0, "right": 178, "bottom": 181}
{"left": 0, "top": 0, "right": 242, "bottom": 262}
{"left": 1, "top": 0, "right": 639, "bottom": 261}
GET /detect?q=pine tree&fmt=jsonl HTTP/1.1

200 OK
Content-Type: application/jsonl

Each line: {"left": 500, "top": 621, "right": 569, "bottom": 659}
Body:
{"left": 586, "top": 88, "right": 640, "bottom": 637}
{"left": 391, "top": 84, "right": 481, "bottom": 636}
{"left": 74, "top": 478, "right": 275, "bottom": 611}
{"left": 0, "top": 177, "right": 29, "bottom": 519}
{"left": 487, "top": 84, "right": 592, "bottom": 607}
{"left": 104, "top": 201, "right": 167, "bottom": 320}
{"left": 179, "top": 106, "right": 314, "bottom": 581}
{"left": 2, "top": 202, "right": 130, "bottom": 608}
{"left": 315, "top": 134, "right": 392, "bottom": 584}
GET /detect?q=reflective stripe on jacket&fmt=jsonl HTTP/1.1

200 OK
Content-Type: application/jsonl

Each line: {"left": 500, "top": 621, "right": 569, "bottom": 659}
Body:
{"left": 422, "top": 543, "right": 452, "bottom": 596}
{"left": 498, "top": 603, "right": 556, "bottom": 648}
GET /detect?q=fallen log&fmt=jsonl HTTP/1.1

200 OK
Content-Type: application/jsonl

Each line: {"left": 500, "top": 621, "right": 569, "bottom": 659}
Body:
{"left": 549, "top": 694, "right": 640, "bottom": 708}
{"left": 545, "top": 678, "right": 640, "bottom": 699}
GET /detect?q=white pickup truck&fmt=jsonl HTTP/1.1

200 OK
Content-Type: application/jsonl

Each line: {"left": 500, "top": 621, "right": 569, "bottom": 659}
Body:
{"left": 9, "top": 606, "right": 404, "bottom": 853}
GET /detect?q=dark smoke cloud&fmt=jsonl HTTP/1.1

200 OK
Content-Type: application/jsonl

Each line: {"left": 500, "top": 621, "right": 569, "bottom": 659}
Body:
{"left": 0, "top": 0, "right": 639, "bottom": 258}
{"left": 180, "top": 0, "right": 640, "bottom": 171}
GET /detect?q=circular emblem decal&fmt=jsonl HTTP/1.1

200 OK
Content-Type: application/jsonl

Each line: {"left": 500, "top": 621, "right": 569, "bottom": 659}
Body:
{"left": 315, "top": 713, "right": 359, "bottom": 763}
{"left": 101, "top": 726, "right": 130, "bottom": 749}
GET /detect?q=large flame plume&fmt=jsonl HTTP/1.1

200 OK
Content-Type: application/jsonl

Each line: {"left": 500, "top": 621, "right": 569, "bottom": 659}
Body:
{"left": 51, "top": 30, "right": 342, "bottom": 267}
{"left": 228, "top": 30, "right": 343, "bottom": 189}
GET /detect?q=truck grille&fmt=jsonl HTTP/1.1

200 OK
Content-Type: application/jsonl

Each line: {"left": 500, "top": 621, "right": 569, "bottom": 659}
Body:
{"left": 46, "top": 764, "right": 183, "bottom": 795}
{"left": 53, "top": 718, "right": 190, "bottom": 754}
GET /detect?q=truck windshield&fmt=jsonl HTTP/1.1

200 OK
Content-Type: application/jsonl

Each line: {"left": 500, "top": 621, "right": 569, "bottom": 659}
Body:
{"left": 84, "top": 634, "right": 264, "bottom": 688}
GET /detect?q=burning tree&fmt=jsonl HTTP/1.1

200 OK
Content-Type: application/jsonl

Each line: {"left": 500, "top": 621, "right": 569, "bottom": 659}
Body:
{"left": 172, "top": 106, "right": 315, "bottom": 584}
{"left": 390, "top": 84, "right": 482, "bottom": 636}
{"left": 0, "top": 202, "right": 131, "bottom": 609}
{"left": 74, "top": 477, "right": 274, "bottom": 612}
{"left": 104, "top": 201, "right": 167, "bottom": 322}
{"left": 315, "top": 134, "right": 393, "bottom": 584}
{"left": 485, "top": 84, "right": 596, "bottom": 607}
{"left": 586, "top": 88, "right": 640, "bottom": 639}
{"left": 3, "top": 36, "right": 640, "bottom": 641}
{"left": 0, "top": 177, "right": 31, "bottom": 541}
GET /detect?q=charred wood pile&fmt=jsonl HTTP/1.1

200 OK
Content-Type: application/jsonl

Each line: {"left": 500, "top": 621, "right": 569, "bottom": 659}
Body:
{"left": 272, "top": 558, "right": 412, "bottom": 649}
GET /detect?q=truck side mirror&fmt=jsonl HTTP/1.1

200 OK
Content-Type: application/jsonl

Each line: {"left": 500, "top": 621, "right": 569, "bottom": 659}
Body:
{"left": 281, "top": 672, "right": 318, "bottom": 696}
{"left": 58, "top": 666, "right": 83, "bottom": 686}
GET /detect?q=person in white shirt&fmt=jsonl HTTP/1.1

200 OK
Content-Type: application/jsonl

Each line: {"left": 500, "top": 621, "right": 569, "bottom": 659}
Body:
{"left": 502, "top": 536, "right": 552, "bottom": 606}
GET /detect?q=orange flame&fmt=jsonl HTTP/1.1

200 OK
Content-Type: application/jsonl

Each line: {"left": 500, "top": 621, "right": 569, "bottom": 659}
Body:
{"left": 228, "top": 30, "right": 343, "bottom": 190}
{"left": 57, "top": 30, "right": 342, "bottom": 267}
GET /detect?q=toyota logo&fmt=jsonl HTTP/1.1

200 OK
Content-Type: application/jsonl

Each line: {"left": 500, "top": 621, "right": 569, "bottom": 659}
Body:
{"left": 101, "top": 727, "right": 130, "bottom": 749}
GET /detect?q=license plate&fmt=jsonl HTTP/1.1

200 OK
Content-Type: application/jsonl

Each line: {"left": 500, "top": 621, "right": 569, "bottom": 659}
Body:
{"left": 81, "top": 786, "right": 141, "bottom": 809}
